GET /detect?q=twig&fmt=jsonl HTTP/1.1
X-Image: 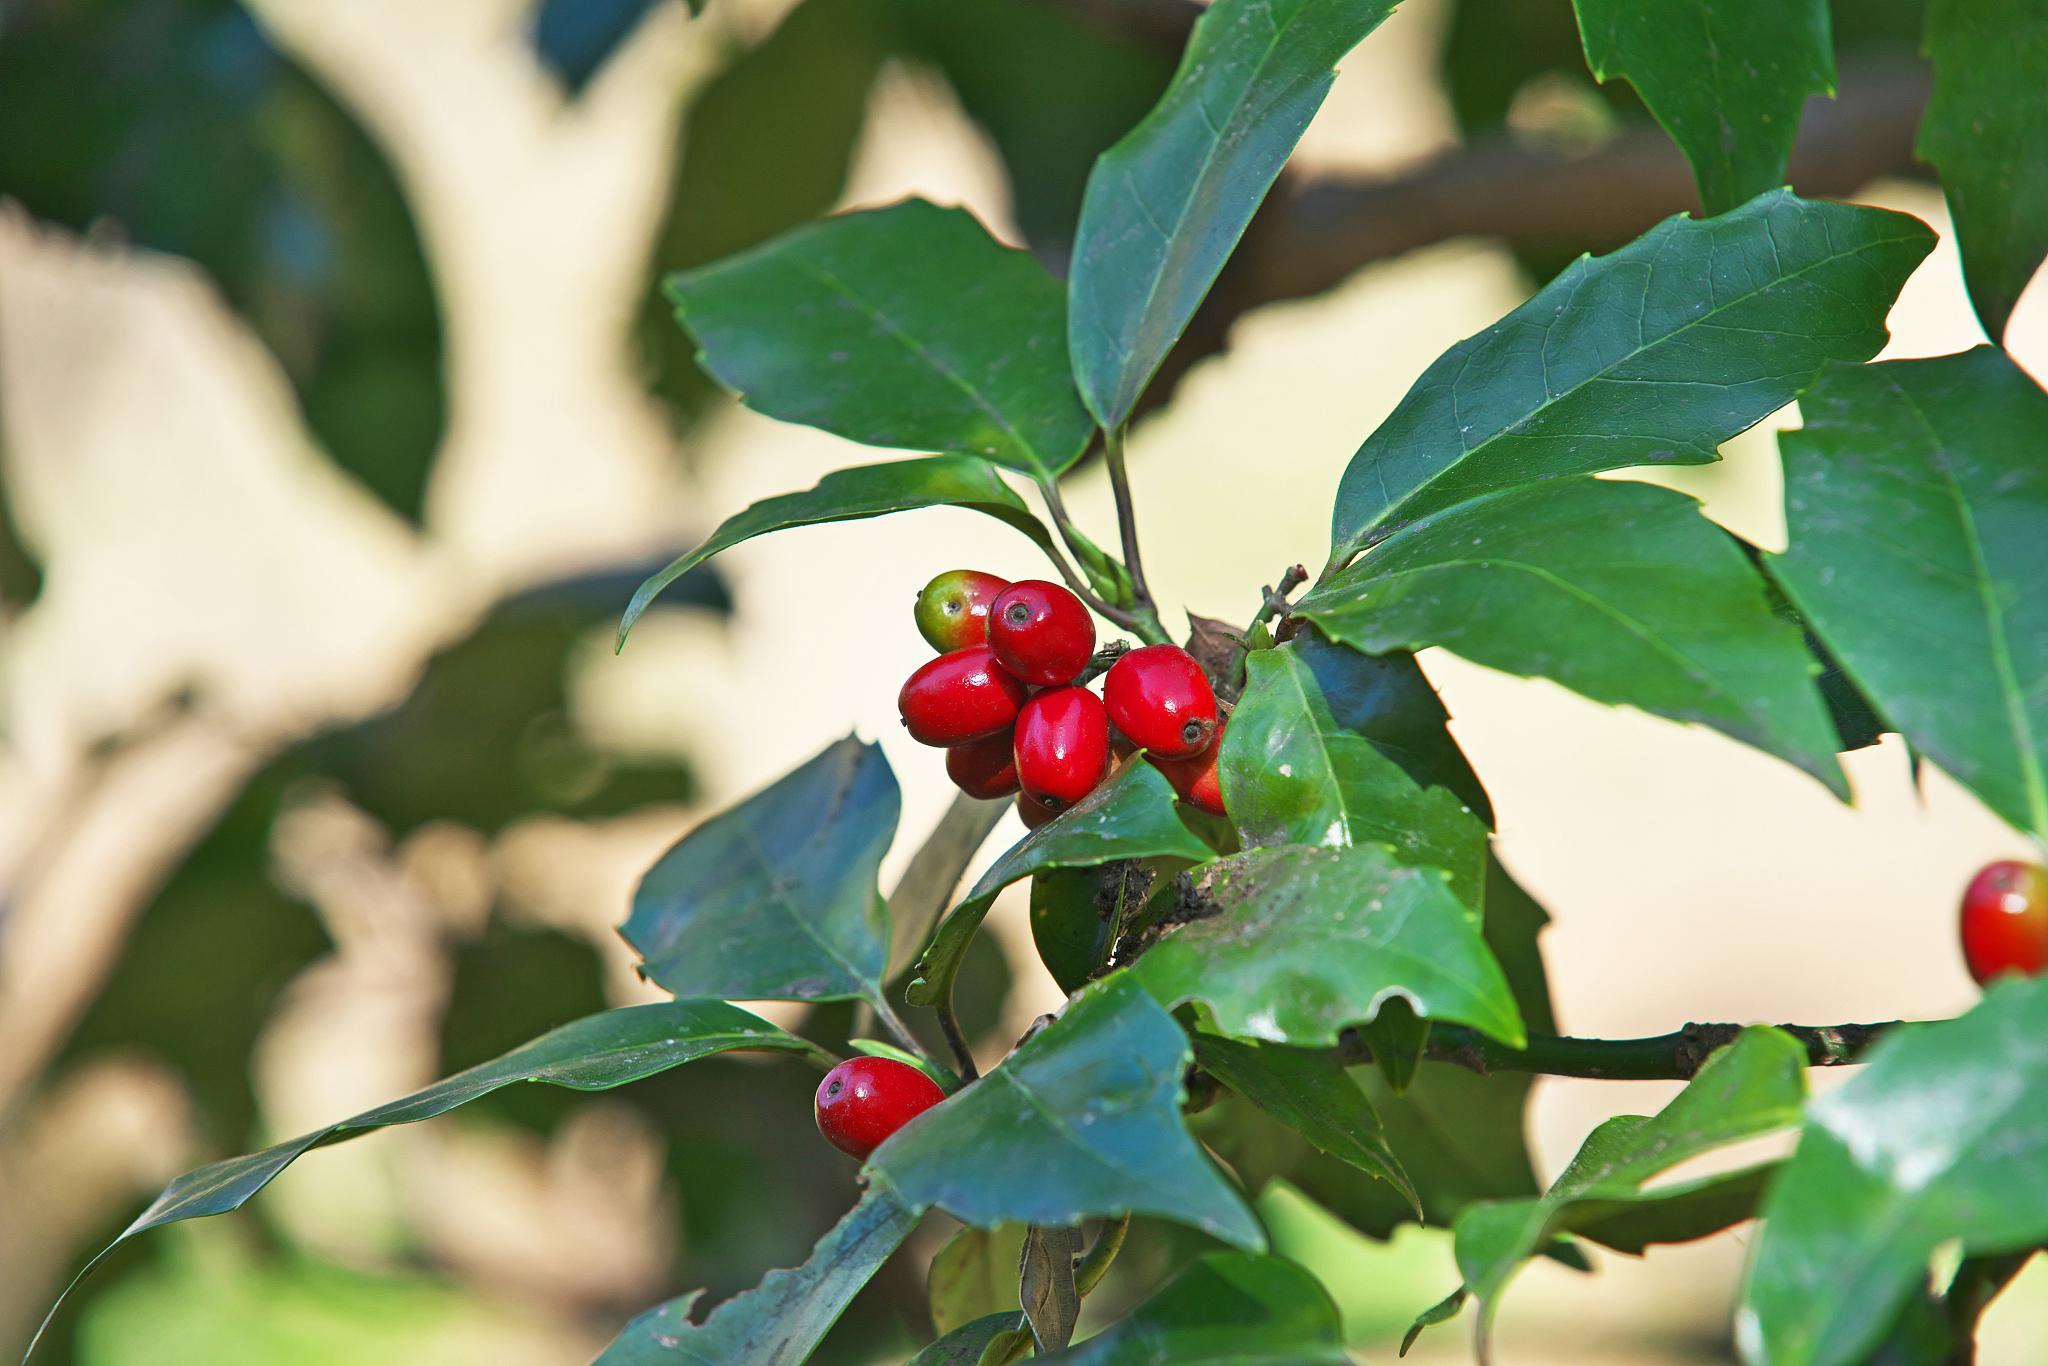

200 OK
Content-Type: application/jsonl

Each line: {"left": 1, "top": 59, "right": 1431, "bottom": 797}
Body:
{"left": 1336, "top": 1019, "right": 1919, "bottom": 1081}
{"left": 935, "top": 993, "right": 981, "bottom": 1083}
{"left": 1035, "top": 476, "right": 1151, "bottom": 636}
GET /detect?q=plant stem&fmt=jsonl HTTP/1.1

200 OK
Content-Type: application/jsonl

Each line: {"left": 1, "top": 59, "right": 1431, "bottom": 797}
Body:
{"left": 1035, "top": 476, "right": 1150, "bottom": 635}
{"left": 1074, "top": 1215, "right": 1130, "bottom": 1298}
{"left": 935, "top": 991, "right": 981, "bottom": 1083}
{"left": 1335, "top": 1019, "right": 1922, "bottom": 1082}
{"left": 869, "top": 994, "right": 931, "bottom": 1065}
{"left": 1101, "top": 423, "right": 1152, "bottom": 609}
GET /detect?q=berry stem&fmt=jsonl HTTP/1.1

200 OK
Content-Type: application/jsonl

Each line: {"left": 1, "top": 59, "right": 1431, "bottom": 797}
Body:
{"left": 1101, "top": 422, "right": 1155, "bottom": 614}
{"left": 867, "top": 992, "right": 932, "bottom": 1067}
{"left": 934, "top": 994, "right": 981, "bottom": 1083}
{"left": 1335, "top": 1019, "right": 1928, "bottom": 1081}
{"left": 1034, "top": 476, "right": 1154, "bottom": 637}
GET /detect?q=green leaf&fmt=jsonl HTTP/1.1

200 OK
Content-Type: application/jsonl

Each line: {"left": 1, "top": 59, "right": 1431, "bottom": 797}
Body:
{"left": 623, "top": 736, "right": 897, "bottom": 1006}
{"left": 908, "top": 1313, "right": 1023, "bottom": 1366}
{"left": 1131, "top": 844, "right": 1525, "bottom": 1049}
{"left": 1917, "top": 0, "right": 2048, "bottom": 343}
{"left": 1402, "top": 1285, "right": 1469, "bottom": 1356}
{"left": 1219, "top": 637, "right": 1489, "bottom": 899}
{"left": 1769, "top": 349, "right": 2048, "bottom": 837}
{"left": 928, "top": 1225, "right": 1026, "bottom": 1336}
{"left": 1453, "top": 1028, "right": 1807, "bottom": 1347}
{"left": 619, "top": 456, "right": 1054, "bottom": 645}
{"left": 1214, "top": 855, "right": 1556, "bottom": 1240}
{"left": 1030, "top": 867, "right": 1112, "bottom": 995}
{"left": 25, "top": 1001, "right": 819, "bottom": 1357}
{"left": 670, "top": 198, "right": 1093, "bottom": 478}
{"left": 1572, "top": 0, "right": 1834, "bottom": 214}
{"left": 594, "top": 1185, "right": 919, "bottom": 1364}
{"left": 1326, "top": 190, "right": 1934, "bottom": 564}
{"left": 1738, "top": 978, "right": 2048, "bottom": 1366}
{"left": 1354, "top": 996, "right": 1430, "bottom": 1094}
{"left": 1066, "top": 0, "right": 1400, "bottom": 429}
{"left": 870, "top": 975, "right": 1265, "bottom": 1250}
{"left": 1192, "top": 1033, "right": 1418, "bottom": 1217}
{"left": 1037, "top": 1252, "right": 1348, "bottom": 1365}
{"left": 1303, "top": 476, "right": 1847, "bottom": 795}
{"left": 907, "top": 763, "right": 1211, "bottom": 1008}
{"left": 1021, "top": 1224, "right": 1086, "bottom": 1352}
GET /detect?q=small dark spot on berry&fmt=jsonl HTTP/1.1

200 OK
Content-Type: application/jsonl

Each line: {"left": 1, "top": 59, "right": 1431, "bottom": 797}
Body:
{"left": 1183, "top": 720, "right": 1205, "bottom": 746}
{"left": 1006, "top": 603, "right": 1030, "bottom": 626}
{"left": 825, "top": 1079, "right": 842, "bottom": 1098}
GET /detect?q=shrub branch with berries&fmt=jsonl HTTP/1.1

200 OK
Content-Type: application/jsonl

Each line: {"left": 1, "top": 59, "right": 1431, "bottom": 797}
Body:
{"left": 28, "top": 2, "right": 2048, "bottom": 1364}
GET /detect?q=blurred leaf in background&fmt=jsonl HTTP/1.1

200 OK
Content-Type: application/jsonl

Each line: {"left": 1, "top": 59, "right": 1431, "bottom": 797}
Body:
{"left": 0, "top": 0, "right": 446, "bottom": 523}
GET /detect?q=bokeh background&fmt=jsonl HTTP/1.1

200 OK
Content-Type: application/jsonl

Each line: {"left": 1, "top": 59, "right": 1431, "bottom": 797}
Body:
{"left": 3, "top": 0, "right": 2046, "bottom": 1361}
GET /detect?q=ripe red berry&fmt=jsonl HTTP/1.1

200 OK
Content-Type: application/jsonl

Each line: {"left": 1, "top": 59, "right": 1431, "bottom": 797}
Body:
{"left": 814, "top": 1056, "right": 945, "bottom": 1160}
{"left": 987, "top": 579, "right": 1095, "bottom": 685}
{"left": 946, "top": 730, "right": 1021, "bottom": 799}
{"left": 899, "top": 645, "right": 1030, "bottom": 746}
{"left": 1959, "top": 859, "right": 2048, "bottom": 986}
{"left": 914, "top": 569, "right": 1009, "bottom": 652}
{"left": 1104, "top": 644, "right": 1218, "bottom": 760}
{"left": 1149, "top": 722, "right": 1226, "bottom": 817}
{"left": 1015, "top": 685, "right": 1110, "bottom": 812}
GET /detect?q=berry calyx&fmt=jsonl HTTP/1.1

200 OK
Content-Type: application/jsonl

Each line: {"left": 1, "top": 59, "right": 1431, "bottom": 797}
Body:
{"left": 987, "top": 579, "right": 1096, "bottom": 686}
{"left": 1015, "top": 685, "right": 1110, "bottom": 812}
{"left": 899, "top": 645, "right": 1030, "bottom": 746}
{"left": 1149, "top": 722, "right": 1226, "bottom": 816}
{"left": 946, "top": 730, "right": 1021, "bottom": 799}
{"left": 1959, "top": 859, "right": 2048, "bottom": 986}
{"left": 1104, "top": 644, "right": 1218, "bottom": 760}
{"left": 813, "top": 1056, "right": 945, "bottom": 1160}
{"left": 914, "top": 569, "right": 1009, "bottom": 652}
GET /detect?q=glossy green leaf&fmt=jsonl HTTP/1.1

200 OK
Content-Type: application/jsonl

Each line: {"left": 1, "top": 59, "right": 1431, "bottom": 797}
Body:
{"left": 1219, "top": 636, "right": 1489, "bottom": 900}
{"left": 907, "top": 1313, "right": 1022, "bottom": 1366}
{"left": 1303, "top": 477, "right": 1847, "bottom": 795}
{"left": 1192, "top": 1033, "right": 1418, "bottom": 1216}
{"left": 670, "top": 198, "right": 1093, "bottom": 478}
{"left": 870, "top": 975, "right": 1265, "bottom": 1250}
{"left": 1572, "top": 0, "right": 1834, "bottom": 214}
{"left": 1738, "top": 978, "right": 2048, "bottom": 1366}
{"left": 619, "top": 456, "right": 1053, "bottom": 645}
{"left": 928, "top": 1225, "right": 1026, "bottom": 1336}
{"left": 1038, "top": 1252, "right": 1348, "bottom": 1365}
{"left": 624, "top": 736, "right": 897, "bottom": 1005}
{"left": 1214, "top": 854, "right": 1556, "bottom": 1240}
{"left": 25, "top": 1001, "right": 820, "bottom": 1358}
{"left": 1917, "top": 0, "right": 2048, "bottom": 342}
{"left": 1131, "top": 844, "right": 1525, "bottom": 1049}
{"left": 907, "top": 763, "right": 1211, "bottom": 1008}
{"left": 1030, "top": 867, "right": 1111, "bottom": 995}
{"left": 1770, "top": 349, "right": 2048, "bottom": 837}
{"left": 1355, "top": 996, "right": 1429, "bottom": 1094}
{"left": 1326, "top": 191, "right": 1934, "bottom": 564}
{"left": 594, "top": 1185, "right": 919, "bottom": 1364}
{"left": 1067, "top": 0, "right": 1400, "bottom": 429}
{"left": 1452, "top": 1028, "right": 1806, "bottom": 1348}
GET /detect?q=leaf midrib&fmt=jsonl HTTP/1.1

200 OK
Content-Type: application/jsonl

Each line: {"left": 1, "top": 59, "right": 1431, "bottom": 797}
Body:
{"left": 1878, "top": 368, "right": 2048, "bottom": 837}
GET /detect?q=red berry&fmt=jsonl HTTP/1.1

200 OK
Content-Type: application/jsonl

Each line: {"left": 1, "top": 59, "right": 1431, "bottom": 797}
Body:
{"left": 814, "top": 1056, "right": 945, "bottom": 1160}
{"left": 946, "top": 730, "right": 1021, "bottom": 799}
{"left": 1104, "top": 644, "right": 1218, "bottom": 759}
{"left": 899, "top": 645, "right": 1029, "bottom": 746}
{"left": 1150, "top": 722, "right": 1226, "bottom": 817}
{"left": 987, "top": 580, "right": 1095, "bottom": 685}
{"left": 1960, "top": 859, "right": 2048, "bottom": 986}
{"left": 1015, "top": 685, "right": 1110, "bottom": 812}
{"left": 915, "top": 569, "right": 1009, "bottom": 652}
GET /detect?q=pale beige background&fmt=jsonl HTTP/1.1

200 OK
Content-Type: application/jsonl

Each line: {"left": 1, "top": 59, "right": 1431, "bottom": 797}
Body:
{"left": 3, "top": 0, "right": 2045, "bottom": 1360}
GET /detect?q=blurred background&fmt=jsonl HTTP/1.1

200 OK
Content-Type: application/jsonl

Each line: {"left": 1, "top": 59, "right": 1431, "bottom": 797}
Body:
{"left": 2, "top": 0, "right": 2045, "bottom": 1361}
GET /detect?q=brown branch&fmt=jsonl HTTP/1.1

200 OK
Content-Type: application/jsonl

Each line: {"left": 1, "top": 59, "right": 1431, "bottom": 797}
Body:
{"left": 1337, "top": 1019, "right": 1919, "bottom": 1082}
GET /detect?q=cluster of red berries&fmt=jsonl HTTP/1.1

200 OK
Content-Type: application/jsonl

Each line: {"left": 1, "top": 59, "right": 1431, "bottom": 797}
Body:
{"left": 1960, "top": 859, "right": 2048, "bottom": 986}
{"left": 896, "top": 570, "right": 1228, "bottom": 823}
